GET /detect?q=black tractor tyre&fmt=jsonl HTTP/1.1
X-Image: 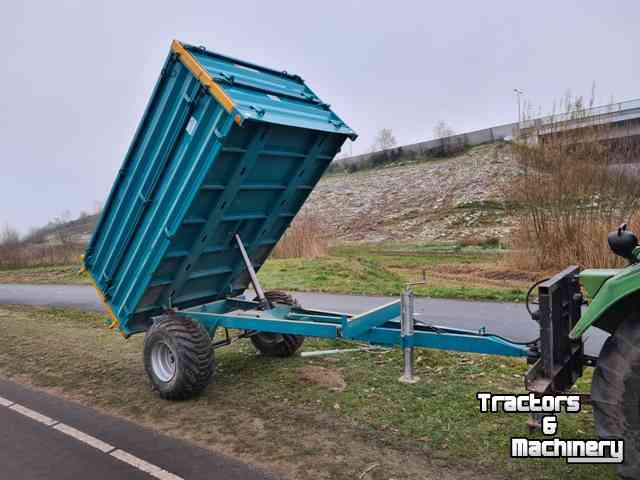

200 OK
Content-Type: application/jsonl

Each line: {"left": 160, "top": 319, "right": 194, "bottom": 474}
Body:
{"left": 143, "top": 315, "right": 214, "bottom": 400}
{"left": 592, "top": 318, "right": 640, "bottom": 479}
{"left": 250, "top": 290, "right": 305, "bottom": 357}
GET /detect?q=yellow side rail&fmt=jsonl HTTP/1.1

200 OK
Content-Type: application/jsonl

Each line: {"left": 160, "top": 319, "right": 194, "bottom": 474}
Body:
{"left": 170, "top": 40, "right": 243, "bottom": 125}
{"left": 79, "top": 258, "right": 125, "bottom": 337}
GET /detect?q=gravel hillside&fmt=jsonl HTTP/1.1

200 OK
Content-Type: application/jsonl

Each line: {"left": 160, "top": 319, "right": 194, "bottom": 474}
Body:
{"left": 304, "top": 142, "right": 519, "bottom": 242}
{"left": 38, "top": 142, "right": 519, "bottom": 246}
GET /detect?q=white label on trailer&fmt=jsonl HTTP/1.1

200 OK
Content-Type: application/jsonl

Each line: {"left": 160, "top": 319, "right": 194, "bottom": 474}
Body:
{"left": 234, "top": 64, "right": 259, "bottom": 74}
{"left": 186, "top": 116, "right": 198, "bottom": 135}
{"left": 267, "top": 94, "right": 281, "bottom": 102}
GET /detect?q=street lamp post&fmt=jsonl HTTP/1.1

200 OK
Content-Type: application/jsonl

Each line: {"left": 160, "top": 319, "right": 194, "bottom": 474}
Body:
{"left": 514, "top": 88, "right": 524, "bottom": 122}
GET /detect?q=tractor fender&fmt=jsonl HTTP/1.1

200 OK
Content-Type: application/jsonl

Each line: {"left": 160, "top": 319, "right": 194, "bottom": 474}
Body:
{"left": 571, "top": 262, "right": 640, "bottom": 339}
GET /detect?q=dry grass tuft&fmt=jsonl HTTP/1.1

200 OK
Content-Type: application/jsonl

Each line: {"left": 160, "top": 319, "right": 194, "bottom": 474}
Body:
{"left": 271, "top": 212, "right": 330, "bottom": 259}
{"left": 0, "top": 243, "right": 84, "bottom": 270}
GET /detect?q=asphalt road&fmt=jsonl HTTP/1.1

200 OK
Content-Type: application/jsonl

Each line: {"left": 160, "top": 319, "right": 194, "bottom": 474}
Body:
{"left": 0, "top": 283, "right": 608, "bottom": 355}
{"left": 0, "top": 377, "right": 276, "bottom": 480}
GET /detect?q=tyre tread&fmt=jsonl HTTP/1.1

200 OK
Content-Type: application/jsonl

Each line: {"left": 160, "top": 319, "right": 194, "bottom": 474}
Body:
{"left": 143, "top": 316, "right": 214, "bottom": 400}
{"left": 250, "top": 291, "right": 305, "bottom": 357}
{"left": 592, "top": 319, "right": 640, "bottom": 478}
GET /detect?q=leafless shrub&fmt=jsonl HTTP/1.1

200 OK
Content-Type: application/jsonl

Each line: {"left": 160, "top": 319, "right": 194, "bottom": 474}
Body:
{"left": 0, "top": 223, "right": 22, "bottom": 268}
{"left": 433, "top": 121, "right": 455, "bottom": 139}
{"left": 271, "top": 212, "right": 330, "bottom": 259}
{"left": 0, "top": 213, "right": 87, "bottom": 270}
{"left": 0, "top": 242, "right": 85, "bottom": 270}
{"left": 371, "top": 128, "right": 397, "bottom": 152}
{"left": 432, "top": 121, "right": 466, "bottom": 157}
{"left": 0, "top": 223, "right": 20, "bottom": 247}
{"left": 508, "top": 94, "right": 640, "bottom": 271}
{"left": 51, "top": 210, "right": 74, "bottom": 247}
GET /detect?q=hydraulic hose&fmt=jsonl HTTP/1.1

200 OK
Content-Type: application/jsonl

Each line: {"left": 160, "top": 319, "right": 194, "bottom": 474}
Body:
{"left": 414, "top": 320, "right": 539, "bottom": 347}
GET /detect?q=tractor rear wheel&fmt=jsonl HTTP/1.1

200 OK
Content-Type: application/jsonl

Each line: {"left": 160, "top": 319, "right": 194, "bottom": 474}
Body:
{"left": 592, "top": 318, "right": 640, "bottom": 478}
{"left": 143, "top": 315, "right": 214, "bottom": 400}
{"left": 250, "top": 291, "right": 305, "bottom": 357}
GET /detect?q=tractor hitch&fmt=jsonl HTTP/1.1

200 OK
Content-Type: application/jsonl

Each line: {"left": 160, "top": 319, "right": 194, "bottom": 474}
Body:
{"left": 525, "top": 266, "right": 585, "bottom": 395}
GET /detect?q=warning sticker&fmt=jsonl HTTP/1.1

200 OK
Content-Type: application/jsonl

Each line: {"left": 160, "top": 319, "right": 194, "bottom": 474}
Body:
{"left": 186, "top": 116, "right": 198, "bottom": 135}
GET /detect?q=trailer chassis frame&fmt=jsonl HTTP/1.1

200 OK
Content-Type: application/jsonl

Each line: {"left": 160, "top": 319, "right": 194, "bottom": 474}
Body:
{"left": 177, "top": 239, "right": 595, "bottom": 388}
{"left": 182, "top": 295, "right": 532, "bottom": 361}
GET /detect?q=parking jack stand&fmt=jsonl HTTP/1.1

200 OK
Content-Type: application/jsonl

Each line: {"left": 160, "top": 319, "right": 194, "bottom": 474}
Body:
{"left": 399, "top": 286, "right": 419, "bottom": 384}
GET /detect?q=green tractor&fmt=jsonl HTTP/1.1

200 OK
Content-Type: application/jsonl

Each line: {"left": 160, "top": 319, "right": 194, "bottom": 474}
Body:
{"left": 527, "top": 223, "right": 640, "bottom": 478}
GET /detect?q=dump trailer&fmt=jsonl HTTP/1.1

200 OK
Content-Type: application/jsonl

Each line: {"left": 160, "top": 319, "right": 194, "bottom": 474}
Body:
{"left": 86, "top": 41, "right": 640, "bottom": 478}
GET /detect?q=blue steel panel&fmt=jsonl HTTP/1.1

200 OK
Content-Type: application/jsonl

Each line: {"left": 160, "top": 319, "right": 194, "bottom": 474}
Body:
{"left": 87, "top": 59, "right": 200, "bottom": 289}
{"left": 187, "top": 45, "right": 356, "bottom": 139}
{"left": 363, "top": 328, "right": 530, "bottom": 357}
{"left": 186, "top": 311, "right": 340, "bottom": 339}
{"left": 341, "top": 300, "right": 400, "bottom": 338}
{"left": 85, "top": 42, "right": 356, "bottom": 336}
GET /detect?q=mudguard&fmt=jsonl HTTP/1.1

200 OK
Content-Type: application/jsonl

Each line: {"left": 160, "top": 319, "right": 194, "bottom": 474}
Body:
{"left": 570, "top": 262, "right": 640, "bottom": 339}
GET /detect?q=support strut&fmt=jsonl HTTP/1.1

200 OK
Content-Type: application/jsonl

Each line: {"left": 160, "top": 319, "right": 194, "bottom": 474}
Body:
{"left": 235, "top": 234, "right": 270, "bottom": 309}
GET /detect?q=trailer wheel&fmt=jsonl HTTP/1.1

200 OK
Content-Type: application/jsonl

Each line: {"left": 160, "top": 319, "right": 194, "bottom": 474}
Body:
{"left": 592, "top": 318, "right": 640, "bottom": 479}
{"left": 250, "top": 291, "right": 305, "bottom": 357}
{"left": 143, "top": 316, "right": 214, "bottom": 400}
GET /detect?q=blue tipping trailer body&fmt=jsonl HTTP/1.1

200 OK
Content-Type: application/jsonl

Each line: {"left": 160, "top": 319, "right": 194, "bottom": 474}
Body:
{"left": 84, "top": 40, "right": 355, "bottom": 336}
{"left": 85, "top": 40, "right": 529, "bottom": 361}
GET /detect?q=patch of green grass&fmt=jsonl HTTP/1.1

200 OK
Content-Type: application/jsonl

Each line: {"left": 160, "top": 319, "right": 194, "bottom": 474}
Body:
{"left": 258, "top": 256, "right": 524, "bottom": 301}
{"left": 0, "top": 305, "right": 612, "bottom": 480}
{"left": 415, "top": 284, "right": 525, "bottom": 302}
{"left": 334, "top": 241, "right": 505, "bottom": 255}
{"left": 259, "top": 242, "right": 528, "bottom": 302}
{"left": 258, "top": 256, "right": 404, "bottom": 296}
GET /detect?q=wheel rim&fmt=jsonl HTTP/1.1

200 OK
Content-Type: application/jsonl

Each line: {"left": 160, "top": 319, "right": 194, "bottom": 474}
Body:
{"left": 257, "top": 332, "right": 283, "bottom": 345}
{"left": 151, "top": 341, "right": 177, "bottom": 382}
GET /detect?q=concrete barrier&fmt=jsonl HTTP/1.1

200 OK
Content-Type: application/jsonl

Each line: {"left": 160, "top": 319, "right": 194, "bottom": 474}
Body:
{"left": 336, "top": 122, "right": 517, "bottom": 168}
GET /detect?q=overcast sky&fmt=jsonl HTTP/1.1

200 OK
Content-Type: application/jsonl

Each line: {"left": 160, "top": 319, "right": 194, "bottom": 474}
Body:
{"left": 1, "top": 0, "right": 638, "bottom": 234}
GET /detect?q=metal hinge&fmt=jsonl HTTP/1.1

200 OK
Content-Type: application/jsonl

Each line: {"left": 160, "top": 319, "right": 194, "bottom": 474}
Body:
{"left": 214, "top": 72, "right": 235, "bottom": 84}
{"left": 249, "top": 105, "right": 266, "bottom": 117}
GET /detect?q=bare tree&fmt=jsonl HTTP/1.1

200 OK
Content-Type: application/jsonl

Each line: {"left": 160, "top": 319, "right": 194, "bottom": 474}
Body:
{"left": 0, "top": 222, "right": 22, "bottom": 268}
{"left": 51, "top": 210, "right": 73, "bottom": 246}
{"left": 433, "top": 121, "right": 455, "bottom": 139}
{"left": 24, "top": 226, "right": 41, "bottom": 243}
{"left": 372, "top": 128, "right": 397, "bottom": 152}
{"left": 0, "top": 223, "right": 20, "bottom": 246}
{"left": 433, "top": 121, "right": 465, "bottom": 156}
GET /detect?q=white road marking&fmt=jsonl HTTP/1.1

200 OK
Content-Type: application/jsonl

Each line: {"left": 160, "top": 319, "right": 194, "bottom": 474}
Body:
{"left": 0, "top": 394, "right": 184, "bottom": 480}
{"left": 54, "top": 423, "right": 115, "bottom": 453}
{"left": 110, "top": 449, "right": 184, "bottom": 480}
{"left": 10, "top": 403, "right": 57, "bottom": 426}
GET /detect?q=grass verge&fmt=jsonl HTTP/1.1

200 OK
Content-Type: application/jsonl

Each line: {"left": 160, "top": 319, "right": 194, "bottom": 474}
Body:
{"left": 260, "top": 243, "right": 531, "bottom": 302}
{"left": 0, "top": 243, "right": 534, "bottom": 302}
{"left": 0, "top": 264, "right": 90, "bottom": 285}
{"left": 0, "top": 305, "right": 612, "bottom": 480}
